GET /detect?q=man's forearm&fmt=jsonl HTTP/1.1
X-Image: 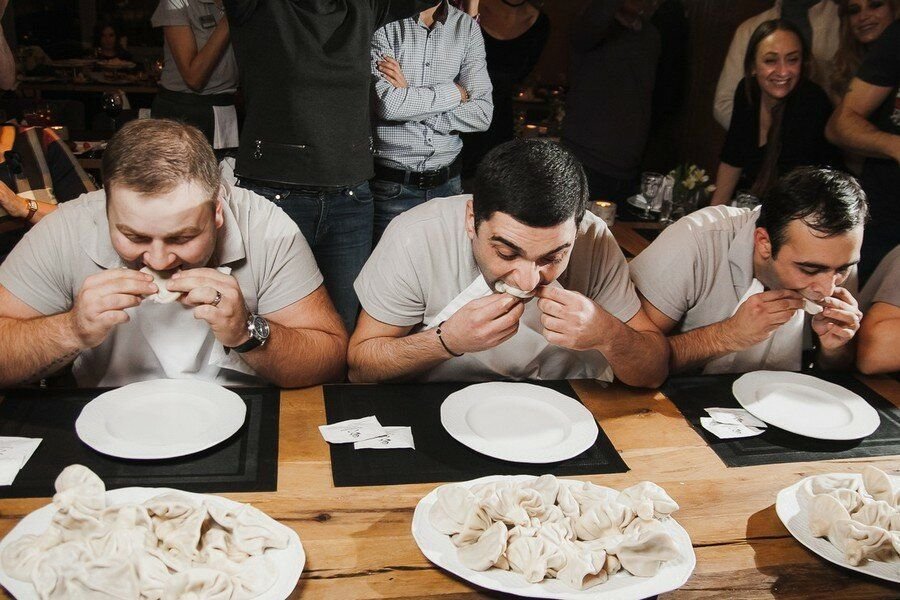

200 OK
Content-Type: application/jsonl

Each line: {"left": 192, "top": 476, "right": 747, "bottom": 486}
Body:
{"left": 827, "top": 104, "right": 900, "bottom": 161}
{"left": 594, "top": 316, "right": 669, "bottom": 387}
{"left": 348, "top": 329, "right": 452, "bottom": 382}
{"left": 238, "top": 321, "right": 347, "bottom": 388}
{"left": 0, "top": 314, "right": 82, "bottom": 386}
{"left": 668, "top": 320, "right": 742, "bottom": 374}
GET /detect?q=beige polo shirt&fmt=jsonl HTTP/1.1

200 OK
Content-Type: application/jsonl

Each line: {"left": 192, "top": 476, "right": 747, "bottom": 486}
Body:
{"left": 0, "top": 184, "right": 322, "bottom": 386}
{"left": 354, "top": 195, "right": 641, "bottom": 381}
{"left": 859, "top": 245, "right": 900, "bottom": 310}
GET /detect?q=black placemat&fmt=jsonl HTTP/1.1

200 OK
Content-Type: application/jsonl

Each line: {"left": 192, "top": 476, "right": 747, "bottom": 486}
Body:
{"left": 323, "top": 380, "right": 628, "bottom": 487}
{"left": 0, "top": 386, "right": 280, "bottom": 498}
{"left": 662, "top": 373, "right": 900, "bottom": 467}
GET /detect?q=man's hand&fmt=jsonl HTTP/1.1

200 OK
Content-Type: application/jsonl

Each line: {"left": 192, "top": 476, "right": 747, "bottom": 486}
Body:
{"left": 169, "top": 268, "right": 250, "bottom": 347}
{"left": 439, "top": 293, "right": 524, "bottom": 354}
{"left": 812, "top": 287, "right": 862, "bottom": 351}
{"left": 70, "top": 269, "right": 154, "bottom": 348}
{"left": 455, "top": 82, "right": 469, "bottom": 102}
{"left": 377, "top": 56, "right": 408, "bottom": 89}
{"left": 0, "top": 181, "right": 26, "bottom": 219}
{"left": 725, "top": 289, "right": 804, "bottom": 348}
{"left": 535, "top": 286, "right": 605, "bottom": 351}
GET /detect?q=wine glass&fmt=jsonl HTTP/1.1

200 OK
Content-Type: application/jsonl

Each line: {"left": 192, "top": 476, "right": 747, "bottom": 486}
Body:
{"left": 639, "top": 172, "right": 664, "bottom": 220}
{"left": 658, "top": 184, "right": 674, "bottom": 224}
{"left": 101, "top": 91, "right": 123, "bottom": 131}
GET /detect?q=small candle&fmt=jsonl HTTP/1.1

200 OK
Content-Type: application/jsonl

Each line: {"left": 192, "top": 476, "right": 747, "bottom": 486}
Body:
{"left": 591, "top": 201, "right": 616, "bottom": 226}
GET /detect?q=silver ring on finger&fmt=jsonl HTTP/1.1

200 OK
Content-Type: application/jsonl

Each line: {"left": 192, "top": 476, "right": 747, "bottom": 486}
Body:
{"left": 210, "top": 290, "right": 222, "bottom": 308}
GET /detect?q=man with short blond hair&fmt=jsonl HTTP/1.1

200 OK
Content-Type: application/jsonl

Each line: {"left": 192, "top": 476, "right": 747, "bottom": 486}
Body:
{"left": 0, "top": 119, "right": 347, "bottom": 388}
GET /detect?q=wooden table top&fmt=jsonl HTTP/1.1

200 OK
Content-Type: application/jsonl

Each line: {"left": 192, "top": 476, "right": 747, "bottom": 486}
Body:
{"left": 2, "top": 377, "right": 899, "bottom": 599}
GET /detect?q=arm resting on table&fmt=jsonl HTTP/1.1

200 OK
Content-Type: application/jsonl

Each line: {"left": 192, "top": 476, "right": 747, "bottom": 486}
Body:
{"left": 857, "top": 302, "right": 900, "bottom": 374}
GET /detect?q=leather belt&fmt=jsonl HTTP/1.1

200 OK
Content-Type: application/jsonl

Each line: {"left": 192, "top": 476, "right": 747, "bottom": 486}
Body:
{"left": 374, "top": 158, "right": 461, "bottom": 190}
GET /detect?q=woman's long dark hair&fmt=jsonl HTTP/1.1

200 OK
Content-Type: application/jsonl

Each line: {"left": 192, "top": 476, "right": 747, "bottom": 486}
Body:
{"left": 743, "top": 19, "right": 810, "bottom": 198}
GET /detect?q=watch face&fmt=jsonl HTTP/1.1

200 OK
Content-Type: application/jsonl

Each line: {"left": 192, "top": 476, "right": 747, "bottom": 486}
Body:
{"left": 251, "top": 315, "right": 270, "bottom": 340}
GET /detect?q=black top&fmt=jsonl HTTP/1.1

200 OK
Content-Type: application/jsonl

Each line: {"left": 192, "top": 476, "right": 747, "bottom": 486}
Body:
{"left": 721, "top": 78, "right": 838, "bottom": 188}
{"left": 224, "top": 0, "right": 434, "bottom": 187}
{"left": 461, "top": 11, "right": 550, "bottom": 175}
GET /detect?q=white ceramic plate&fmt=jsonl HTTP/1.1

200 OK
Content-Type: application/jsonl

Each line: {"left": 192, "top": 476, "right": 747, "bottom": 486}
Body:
{"left": 440, "top": 382, "right": 599, "bottom": 464}
{"left": 0, "top": 486, "right": 305, "bottom": 599}
{"left": 75, "top": 379, "right": 247, "bottom": 459}
{"left": 776, "top": 473, "right": 900, "bottom": 583}
{"left": 733, "top": 371, "right": 880, "bottom": 440}
{"left": 412, "top": 475, "right": 696, "bottom": 599}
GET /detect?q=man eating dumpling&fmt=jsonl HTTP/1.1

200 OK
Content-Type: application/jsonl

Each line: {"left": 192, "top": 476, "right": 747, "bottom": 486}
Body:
{"left": 629, "top": 167, "right": 866, "bottom": 375}
{"left": 0, "top": 119, "right": 347, "bottom": 387}
{"left": 348, "top": 139, "right": 669, "bottom": 385}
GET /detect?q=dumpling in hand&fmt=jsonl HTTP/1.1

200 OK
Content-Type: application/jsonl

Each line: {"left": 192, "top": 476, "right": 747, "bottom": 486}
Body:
{"left": 616, "top": 482, "right": 679, "bottom": 520}
{"left": 606, "top": 529, "right": 680, "bottom": 577}
{"left": 809, "top": 494, "right": 852, "bottom": 538}
{"left": 140, "top": 266, "right": 183, "bottom": 304}
{"left": 429, "top": 484, "right": 477, "bottom": 535}
{"left": 457, "top": 521, "right": 509, "bottom": 571}
{"left": 863, "top": 466, "right": 899, "bottom": 507}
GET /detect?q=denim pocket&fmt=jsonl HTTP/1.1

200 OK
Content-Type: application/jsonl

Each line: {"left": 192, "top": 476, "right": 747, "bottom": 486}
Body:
{"left": 369, "top": 179, "right": 403, "bottom": 201}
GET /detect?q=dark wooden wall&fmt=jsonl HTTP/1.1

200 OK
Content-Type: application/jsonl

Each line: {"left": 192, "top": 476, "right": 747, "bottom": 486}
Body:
{"left": 530, "top": 0, "right": 779, "bottom": 176}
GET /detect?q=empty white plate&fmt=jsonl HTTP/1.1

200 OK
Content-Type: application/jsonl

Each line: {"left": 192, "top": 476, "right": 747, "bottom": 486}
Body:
{"left": 75, "top": 378, "right": 247, "bottom": 459}
{"left": 440, "top": 382, "right": 598, "bottom": 463}
{"left": 776, "top": 473, "right": 900, "bottom": 584}
{"left": 733, "top": 371, "right": 880, "bottom": 440}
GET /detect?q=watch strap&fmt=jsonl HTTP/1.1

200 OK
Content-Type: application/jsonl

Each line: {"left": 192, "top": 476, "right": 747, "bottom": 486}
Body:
{"left": 229, "top": 335, "right": 263, "bottom": 354}
{"left": 23, "top": 198, "right": 38, "bottom": 223}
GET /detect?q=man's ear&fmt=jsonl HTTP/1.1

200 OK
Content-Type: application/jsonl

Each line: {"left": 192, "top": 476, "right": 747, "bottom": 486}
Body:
{"left": 465, "top": 198, "right": 476, "bottom": 241}
{"left": 754, "top": 227, "right": 773, "bottom": 260}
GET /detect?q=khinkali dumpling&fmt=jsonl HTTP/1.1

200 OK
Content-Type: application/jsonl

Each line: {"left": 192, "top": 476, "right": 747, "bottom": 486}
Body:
{"left": 66, "top": 559, "right": 141, "bottom": 599}
{"left": 803, "top": 474, "right": 862, "bottom": 496}
{"left": 147, "top": 493, "right": 209, "bottom": 560}
{"left": 851, "top": 500, "right": 900, "bottom": 531}
{"left": 573, "top": 500, "right": 635, "bottom": 541}
{"left": 830, "top": 488, "right": 866, "bottom": 514}
{"left": 30, "top": 541, "right": 92, "bottom": 599}
{"left": 830, "top": 521, "right": 900, "bottom": 565}
{"left": 0, "top": 527, "right": 63, "bottom": 582}
{"left": 201, "top": 553, "right": 278, "bottom": 600}
{"left": 506, "top": 536, "right": 564, "bottom": 583}
{"left": 605, "top": 529, "right": 680, "bottom": 577}
{"left": 89, "top": 504, "right": 156, "bottom": 559}
{"left": 555, "top": 540, "right": 608, "bottom": 590}
{"left": 428, "top": 484, "right": 476, "bottom": 535}
{"left": 207, "top": 503, "right": 290, "bottom": 556}
{"left": 457, "top": 521, "right": 509, "bottom": 571}
{"left": 555, "top": 483, "right": 581, "bottom": 519}
{"left": 561, "top": 480, "right": 609, "bottom": 513}
{"left": 524, "top": 475, "right": 560, "bottom": 511}
{"left": 163, "top": 568, "right": 233, "bottom": 600}
{"left": 809, "top": 494, "right": 852, "bottom": 538}
{"left": 51, "top": 465, "right": 107, "bottom": 539}
{"left": 616, "top": 482, "right": 679, "bottom": 520}
{"left": 451, "top": 505, "right": 493, "bottom": 548}
{"left": 480, "top": 485, "right": 540, "bottom": 527}
{"left": 863, "top": 466, "right": 899, "bottom": 507}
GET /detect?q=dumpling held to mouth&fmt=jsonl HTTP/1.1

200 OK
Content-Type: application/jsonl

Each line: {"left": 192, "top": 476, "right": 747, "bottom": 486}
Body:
{"left": 140, "top": 266, "right": 182, "bottom": 304}
{"left": 494, "top": 281, "right": 535, "bottom": 299}
{"left": 803, "top": 298, "right": 824, "bottom": 315}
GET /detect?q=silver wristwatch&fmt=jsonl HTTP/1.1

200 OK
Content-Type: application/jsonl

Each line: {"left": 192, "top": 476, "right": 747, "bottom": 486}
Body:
{"left": 228, "top": 313, "right": 270, "bottom": 353}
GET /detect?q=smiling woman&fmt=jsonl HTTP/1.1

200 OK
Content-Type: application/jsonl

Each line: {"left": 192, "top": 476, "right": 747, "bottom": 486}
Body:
{"left": 710, "top": 19, "right": 840, "bottom": 206}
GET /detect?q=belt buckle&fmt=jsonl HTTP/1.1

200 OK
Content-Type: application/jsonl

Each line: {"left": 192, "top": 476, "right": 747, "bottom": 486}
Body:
{"left": 417, "top": 169, "right": 442, "bottom": 190}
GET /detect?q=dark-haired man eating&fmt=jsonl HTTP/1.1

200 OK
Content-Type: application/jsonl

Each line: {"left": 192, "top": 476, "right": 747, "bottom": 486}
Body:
{"left": 347, "top": 139, "right": 668, "bottom": 385}
{"left": 630, "top": 167, "right": 867, "bottom": 374}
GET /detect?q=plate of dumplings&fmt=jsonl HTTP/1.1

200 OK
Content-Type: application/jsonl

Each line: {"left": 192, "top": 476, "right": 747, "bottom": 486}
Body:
{"left": 776, "top": 465, "right": 900, "bottom": 583}
{"left": 0, "top": 465, "right": 304, "bottom": 599}
{"left": 412, "top": 474, "right": 695, "bottom": 599}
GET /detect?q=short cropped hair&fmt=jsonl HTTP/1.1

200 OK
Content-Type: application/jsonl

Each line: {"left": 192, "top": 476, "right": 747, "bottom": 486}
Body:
{"left": 102, "top": 119, "right": 220, "bottom": 202}
{"left": 757, "top": 167, "right": 869, "bottom": 256}
{"left": 472, "top": 139, "right": 588, "bottom": 229}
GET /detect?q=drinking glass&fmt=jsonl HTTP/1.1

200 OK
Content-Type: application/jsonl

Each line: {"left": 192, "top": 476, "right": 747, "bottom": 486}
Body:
{"left": 658, "top": 185, "right": 674, "bottom": 224}
{"left": 101, "top": 91, "right": 123, "bottom": 130}
{"left": 639, "top": 172, "right": 664, "bottom": 219}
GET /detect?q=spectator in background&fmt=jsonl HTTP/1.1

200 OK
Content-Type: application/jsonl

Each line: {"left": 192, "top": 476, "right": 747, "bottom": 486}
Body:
{"left": 826, "top": 19, "right": 900, "bottom": 281}
{"left": 0, "top": 0, "right": 14, "bottom": 90}
{"left": 0, "top": 125, "right": 96, "bottom": 262}
{"left": 456, "top": 0, "right": 550, "bottom": 178}
{"left": 370, "top": 0, "right": 492, "bottom": 243}
{"left": 714, "top": 0, "right": 839, "bottom": 129}
{"left": 92, "top": 20, "right": 133, "bottom": 62}
{"left": 151, "top": 0, "right": 239, "bottom": 152}
{"left": 561, "top": 0, "right": 661, "bottom": 203}
{"left": 830, "top": 0, "right": 898, "bottom": 101}
{"left": 710, "top": 20, "right": 838, "bottom": 205}
{"left": 223, "top": 0, "right": 435, "bottom": 334}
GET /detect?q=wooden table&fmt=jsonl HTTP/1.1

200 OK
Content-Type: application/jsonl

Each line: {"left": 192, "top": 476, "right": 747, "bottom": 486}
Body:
{"left": 2, "top": 378, "right": 899, "bottom": 598}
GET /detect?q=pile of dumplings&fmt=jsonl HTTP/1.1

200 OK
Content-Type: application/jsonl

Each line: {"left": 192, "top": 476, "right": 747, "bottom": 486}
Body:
{"left": 806, "top": 465, "right": 900, "bottom": 568}
{"left": 428, "top": 475, "right": 683, "bottom": 591}
{"left": 0, "top": 465, "right": 291, "bottom": 599}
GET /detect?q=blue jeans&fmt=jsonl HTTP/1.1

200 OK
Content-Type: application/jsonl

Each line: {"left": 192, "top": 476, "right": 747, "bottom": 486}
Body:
{"left": 238, "top": 179, "right": 373, "bottom": 334}
{"left": 371, "top": 175, "right": 463, "bottom": 245}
